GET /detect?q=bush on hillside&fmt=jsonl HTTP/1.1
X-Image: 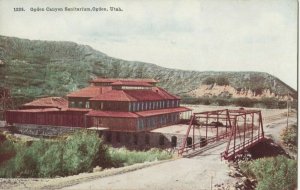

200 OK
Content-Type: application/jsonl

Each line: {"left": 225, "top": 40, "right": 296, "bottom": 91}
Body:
{"left": 280, "top": 124, "right": 297, "bottom": 152}
{"left": 233, "top": 98, "right": 255, "bottom": 107}
{"left": 239, "top": 155, "right": 297, "bottom": 190}
{"left": 260, "top": 97, "right": 278, "bottom": 109}
{"left": 202, "top": 77, "right": 215, "bottom": 85}
{"left": 216, "top": 76, "right": 229, "bottom": 86}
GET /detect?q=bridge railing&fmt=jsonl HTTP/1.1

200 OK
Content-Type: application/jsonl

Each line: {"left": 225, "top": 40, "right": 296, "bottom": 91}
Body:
{"left": 221, "top": 135, "right": 264, "bottom": 160}
{"left": 178, "top": 132, "right": 231, "bottom": 155}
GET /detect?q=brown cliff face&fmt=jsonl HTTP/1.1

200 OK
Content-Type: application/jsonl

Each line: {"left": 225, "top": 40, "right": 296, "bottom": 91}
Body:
{"left": 189, "top": 84, "right": 294, "bottom": 101}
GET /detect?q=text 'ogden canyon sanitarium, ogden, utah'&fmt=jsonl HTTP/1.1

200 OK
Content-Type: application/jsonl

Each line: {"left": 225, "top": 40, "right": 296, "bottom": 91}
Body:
{"left": 30, "top": 6, "right": 123, "bottom": 12}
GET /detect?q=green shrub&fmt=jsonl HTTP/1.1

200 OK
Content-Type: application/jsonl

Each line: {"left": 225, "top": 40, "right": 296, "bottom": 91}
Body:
{"left": 260, "top": 97, "right": 278, "bottom": 109}
{"left": 0, "top": 131, "right": 173, "bottom": 178}
{"left": 62, "top": 131, "right": 102, "bottom": 175}
{"left": 109, "top": 147, "right": 172, "bottom": 167}
{"left": 216, "top": 76, "right": 229, "bottom": 86}
{"left": 0, "top": 131, "right": 109, "bottom": 178}
{"left": 233, "top": 97, "right": 255, "bottom": 107}
{"left": 38, "top": 142, "right": 64, "bottom": 177}
{"left": 280, "top": 124, "right": 297, "bottom": 152}
{"left": 202, "top": 77, "right": 215, "bottom": 85}
{"left": 0, "top": 140, "right": 27, "bottom": 177}
{"left": 239, "top": 156, "right": 297, "bottom": 190}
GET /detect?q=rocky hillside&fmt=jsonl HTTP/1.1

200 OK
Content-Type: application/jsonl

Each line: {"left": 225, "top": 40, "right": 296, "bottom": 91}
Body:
{"left": 0, "top": 36, "right": 296, "bottom": 104}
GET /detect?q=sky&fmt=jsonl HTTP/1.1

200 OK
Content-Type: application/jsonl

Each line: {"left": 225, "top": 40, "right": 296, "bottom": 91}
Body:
{"left": 0, "top": 0, "right": 297, "bottom": 89}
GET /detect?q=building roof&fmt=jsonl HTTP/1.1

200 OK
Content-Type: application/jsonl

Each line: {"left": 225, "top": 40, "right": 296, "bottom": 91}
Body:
{"left": 7, "top": 108, "right": 60, "bottom": 113}
{"left": 90, "top": 87, "right": 179, "bottom": 102}
{"left": 136, "top": 107, "right": 191, "bottom": 117}
{"left": 67, "top": 86, "right": 111, "bottom": 98}
{"left": 21, "top": 97, "right": 68, "bottom": 109}
{"left": 86, "top": 110, "right": 139, "bottom": 118}
{"left": 8, "top": 108, "right": 92, "bottom": 114}
{"left": 89, "top": 90, "right": 137, "bottom": 102}
{"left": 111, "top": 81, "right": 152, "bottom": 87}
{"left": 90, "top": 78, "right": 158, "bottom": 84}
{"left": 153, "top": 87, "right": 180, "bottom": 99}
{"left": 123, "top": 90, "right": 167, "bottom": 101}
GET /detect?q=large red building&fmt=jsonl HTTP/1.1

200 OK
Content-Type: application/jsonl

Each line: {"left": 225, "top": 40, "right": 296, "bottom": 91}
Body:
{"left": 6, "top": 78, "right": 191, "bottom": 132}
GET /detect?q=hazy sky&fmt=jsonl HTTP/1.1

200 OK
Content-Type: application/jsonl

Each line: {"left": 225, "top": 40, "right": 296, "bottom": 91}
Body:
{"left": 0, "top": 0, "right": 297, "bottom": 89}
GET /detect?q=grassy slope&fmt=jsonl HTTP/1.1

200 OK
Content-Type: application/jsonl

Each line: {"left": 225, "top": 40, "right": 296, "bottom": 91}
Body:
{"left": 0, "top": 36, "right": 296, "bottom": 105}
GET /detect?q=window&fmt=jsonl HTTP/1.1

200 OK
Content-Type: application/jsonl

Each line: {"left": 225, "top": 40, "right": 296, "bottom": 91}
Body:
{"left": 145, "top": 102, "right": 148, "bottom": 110}
{"left": 133, "top": 134, "right": 138, "bottom": 145}
{"left": 85, "top": 101, "right": 90, "bottom": 108}
{"left": 187, "top": 137, "right": 192, "bottom": 147}
{"left": 166, "top": 100, "right": 169, "bottom": 108}
{"left": 125, "top": 133, "right": 131, "bottom": 144}
{"left": 100, "top": 102, "right": 104, "bottom": 110}
{"left": 132, "top": 102, "right": 136, "bottom": 111}
{"left": 106, "top": 132, "right": 112, "bottom": 143}
{"left": 70, "top": 101, "right": 75, "bottom": 108}
{"left": 116, "top": 132, "right": 121, "bottom": 143}
{"left": 137, "top": 102, "right": 140, "bottom": 111}
{"left": 171, "top": 136, "right": 177, "bottom": 147}
{"left": 145, "top": 134, "right": 150, "bottom": 145}
{"left": 162, "top": 101, "right": 165, "bottom": 108}
{"left": 159, "top": 135, "right": 165, "bottom": 146}
{"left": 138, "top": 119, "right": 144, "bottom": 129}
{"left": 129, "top": 103, "right": 131, "bottom": 111}
{"left": 78, "top": 101, "right": 83, "bottom": 108}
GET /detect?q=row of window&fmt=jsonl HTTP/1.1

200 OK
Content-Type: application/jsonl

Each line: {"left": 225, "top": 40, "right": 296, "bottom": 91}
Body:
{"left": 137, "top": 113, "right": 179, "bottom": 129}
{"left": 69, "top": 101, "right": 89, "bottom": 108}
{"left": 69, "top": 99, "right": 180, "bottom": 111}
{"left": 113, "top": 86, "right": 152, "bottom": 90}
{"left": 105, "top": 132, "right": 177, "bottom": 147}
{"left": 129, "top": 100, "right": 180, "bottom": 112}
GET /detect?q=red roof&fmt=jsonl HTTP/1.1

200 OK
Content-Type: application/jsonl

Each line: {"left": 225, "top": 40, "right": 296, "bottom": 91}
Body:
{"left": 21, "top": 97, "right": 68, "bottom": 109}
{"left": 136, "top": 107, "right": 191, "bottom": 117}
{"left": 86, "top": 110, "right": 139, "bottom": 118}
{"left": 67, "top": 86, "right": 111, "bottom": 98}
{"left": 90, "top": 87, "right": 180, "bottom": 102}
{"left": 90, "top": 78, "right": 158, "bottom": 83}
{"left": 90, "top": 90, "right": 137, "bottom": 102}
{"left": 152, "top": 87, "right": 180, "bottom": 99}
{"left": 111, "top": 81, "right": 152, "bottom": 87}
{"left": 7, "top": 108, "right": 60, "bottom": 113}
{"left": 124, "top": 87, "right": 179, "bottom": 101}
{"left": 123, "top": 90, "right": 165, "bottom": 101}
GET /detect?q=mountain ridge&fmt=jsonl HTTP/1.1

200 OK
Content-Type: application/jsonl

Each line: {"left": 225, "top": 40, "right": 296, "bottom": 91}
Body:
{"left": 0, "top": 35, "right": 297, "bottom": 105}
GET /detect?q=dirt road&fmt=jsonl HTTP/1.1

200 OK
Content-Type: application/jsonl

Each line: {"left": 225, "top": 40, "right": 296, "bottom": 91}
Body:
{"left": 63, "top": 141, "right": 233, "bottom": 190}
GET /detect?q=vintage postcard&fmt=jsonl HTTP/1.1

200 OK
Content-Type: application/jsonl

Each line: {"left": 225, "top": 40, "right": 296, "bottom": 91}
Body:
{"left": 0, "top": 0, "right": 297, "bottom": 189}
